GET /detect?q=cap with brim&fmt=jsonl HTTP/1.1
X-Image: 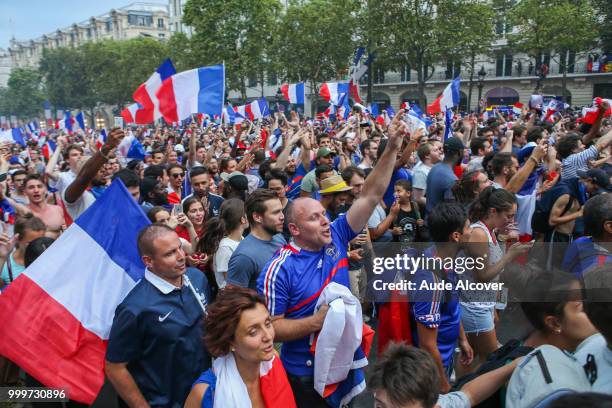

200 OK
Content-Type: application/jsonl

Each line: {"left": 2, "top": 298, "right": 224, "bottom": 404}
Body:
{"left": 319, "top": 174, "right": 353, "bottom": 195}
{"left": 220, "top": 171, "right": 245, "bottom": 182}
{"left": 443, "top": 137, "right": 465, "bottom": 152}
{"left": 578, "top": 168, "right": 610, "bottom": 188}
{"left": 228, "top": 174, "right": 249, "bottom": 191}
{"left": 317, "top": 147, "right": 335, "bottom": 159}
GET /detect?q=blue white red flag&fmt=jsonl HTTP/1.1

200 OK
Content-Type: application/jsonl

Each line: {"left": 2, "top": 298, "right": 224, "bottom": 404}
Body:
{"left": 0, "top": 180, "right": 149, "bottom": 404}
{"left": 427, "top": 77, "right": 461, "bottom": 115}
{"left": 133, "top": 58, "right": 176, "bottom": 122}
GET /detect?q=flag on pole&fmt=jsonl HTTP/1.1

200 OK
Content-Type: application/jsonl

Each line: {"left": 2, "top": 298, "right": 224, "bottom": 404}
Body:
{"left": 320, "top": 82, "right": 350, "bottom": 106}
{"left": 427, "top": 77, "right": 461, "bottom": 115}
{"left": 0, "top": 180, "right": 149, "bottom": 404}
{"left": 222, "top": 104, "right": 236, "bottom": 125}
{"left": 117, "top": 134, "right": 146, "bottom": 160}
{"left": 235, "top": 99, "right": 270, "bottom": 121}
{"left": 133, "top": 58, "right": 176, "bottom": 122}
{"left": 75, "top": 112, "right": 86, "bottom": 130}
{"left": 280, "top": 83, "right": 305, "bottom": 104}
{"left": 156, "top": 64, "right": 225, "bottom": 124}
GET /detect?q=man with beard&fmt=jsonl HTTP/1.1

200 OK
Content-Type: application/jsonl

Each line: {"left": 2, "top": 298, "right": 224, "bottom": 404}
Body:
{"left": 318, "top": 174, "right": 352, "bottom": 221}
{"left": 182, "top": 166, "right": 224, "bottom": 217}
{"left": 425, "top": 137, "right": 465, "bottom": 214}
{"left": 23, "top": 174, "right": 66, "bottom": 236}
{"left": 226, "top": 189, "right": 286, "bottom": 290}
{"left": 358, "top": 139, "right": 378, "bottom": 170}
{"left": 63, "top": 128, "right": 125, "bottom": 220}
{"left": 140, "top": 177, "right": 169, "bottom": 212}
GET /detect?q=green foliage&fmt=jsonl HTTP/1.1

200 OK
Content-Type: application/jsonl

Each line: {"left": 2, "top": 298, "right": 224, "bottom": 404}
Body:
{"left": 183, "top": 0, "right": 281, "bottom": 100}
{"left": 592, "top": 0, "right": 612, "bottom": 52}
{"left": 508, "top": 0, "right": 598, "bottom": 61}
{"left": 0, "top": 68, "right": 45, "bottom": 119}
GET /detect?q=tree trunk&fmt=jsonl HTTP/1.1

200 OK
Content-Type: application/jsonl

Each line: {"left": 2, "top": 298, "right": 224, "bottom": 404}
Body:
{"left": 311, "top": 81, "right": 319, "bottom": 115}
{"left": 240, "top": 78, "right": 247, "bottom": 102}
{"left": 417, "top": 64, "right": 426, "bottom": 109}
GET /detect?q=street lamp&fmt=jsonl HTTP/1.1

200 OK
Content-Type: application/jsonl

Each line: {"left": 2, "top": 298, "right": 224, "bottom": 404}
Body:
{"left": 477, "top": 66, "right": 487, "bottom": 113}
{"left": 95, "top": 116, "right": 105, "bottom": 129}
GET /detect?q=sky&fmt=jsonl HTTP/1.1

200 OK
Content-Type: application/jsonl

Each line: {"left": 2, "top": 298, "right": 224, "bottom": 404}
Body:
{"left": 0, "top": 0, "right": 168, "bottom": 49}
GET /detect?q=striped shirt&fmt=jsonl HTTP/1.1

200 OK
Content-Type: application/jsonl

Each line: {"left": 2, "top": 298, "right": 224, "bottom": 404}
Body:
{"left": 561, "top": 145, "right": 598, "bottom": 180}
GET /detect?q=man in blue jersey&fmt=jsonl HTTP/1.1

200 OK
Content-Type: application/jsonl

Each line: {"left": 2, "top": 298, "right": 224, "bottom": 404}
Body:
{"left": 410, "top": 202, "right": 473, "bottom": 393}
{"left": 257, "top": 111, "right": 413, "bottom": 406}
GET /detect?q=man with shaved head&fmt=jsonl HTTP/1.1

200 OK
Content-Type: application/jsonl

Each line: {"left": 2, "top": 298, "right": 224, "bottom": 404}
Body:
{"left": 106, "top": 224, "right": 211, "bottom": 408}
{"left": 257, "top": 111, "right": 415, "bottom": 406}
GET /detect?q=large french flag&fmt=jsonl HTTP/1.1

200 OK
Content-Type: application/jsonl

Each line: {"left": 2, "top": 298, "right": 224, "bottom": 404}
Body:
{"left": 0, "top": 128, "right": 26, "bottom": 146}
{"left": 132, "top": 58, "right": 176, "bottom": 122}
{"left": 320, "top": 82, "right": 350, "bottom": 106}
{"left": 0, "top": 180, "right": 149, "bottom": 404}
{"left": 121, "top": 103, "right": 153, "bottom": 125}
{"left": 156, "top": 64, "right": 225, "bottom": 124}
{"left": 281, "top": 83, "right": 305, "bottom": 104}
{"left": 427, "top": 77, "right": 461, "bottom": 115}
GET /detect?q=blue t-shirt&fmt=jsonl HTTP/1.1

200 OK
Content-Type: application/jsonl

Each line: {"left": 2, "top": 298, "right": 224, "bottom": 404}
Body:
{"left": 383, "top": 168, "right": 412, "bottom": 208}
{"left": 227, "top": 233, "right": 286, "bottom": 290}
{"left": 257, "top": 214, "right": 358, "bottom": 376}
{"left": 562, "top": 236, "right": 612, "bottom": 277}
{"left": 286, "top": 164, "right": 308, "bottom": 200}
{"left": 106, "top": 268, "right": 211, "bottom": 408}
{"left": 410, "top": 248, "right": 461, "bottom": 368}
{"left": 0, "top": 253, "right": 26, "bottom": 287}
{"left": 425, "top": 163, "right": 458, "bottom": 214}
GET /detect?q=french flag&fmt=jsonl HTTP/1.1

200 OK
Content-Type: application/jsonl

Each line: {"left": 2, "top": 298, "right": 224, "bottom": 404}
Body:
{"left": 235, "top": 98, "right": 270, "bottom": 121}
{"left": 0, "top": 180, "right": 149, "bottom": 404}
{"left": 222, "top": 104, "right": 236, "bottom": 125}
{"left": 0, "top": 128, "right": 26, "bottom": 146}
{"left": 320, "top": 82, "right": 350, "bottom": 106}
{"left": 156, "top": 64, "right": 225, "bottom": 124}
{"left": 44, "top": 101, "right": 53, "bottom": 125}
{"left": 117, "top": 133, "right": 146, "bottom": 160}
{"left": 41, "top": 138, "right": 57, "bottom": 161}
{"left": 512, "top": 102, "right": 524, "bottom": 116}
{"left": 427, "top": 77, "right": 461, "bottom": 115}
{"left": 133, "top": 58, "right": 176, "bottom": 122}
{"left": 281, "top": 83, "right": 305, "bottom": 104}
{"left": 96, "top": 129, "right": 107, "bottom": 150}
{"left": 121, "top": 103, "right": 152, "bottom": 125}
{"left": 26, "top": 121, "right": 39, "bottom": 134}
{"left": 541, "top": 99, "right": 558, "bottom": 122}
{"left": 580, "top": 97, "right": 612, "bottom": 125}
{"left": 75, "top": 112, "right": 86, "bottom": 130}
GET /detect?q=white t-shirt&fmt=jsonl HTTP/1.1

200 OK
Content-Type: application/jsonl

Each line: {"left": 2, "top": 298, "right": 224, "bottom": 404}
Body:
{"left": 412, "top": 161, "right": 431, "bottom": 190}
{"left": 214, "top": 237, "right": 241, "bottom": 289}
{"left": 575, "top": 333, "right": 612, "bottom": 394}
{"left": 50, "top": 171, "right": 77, "bottom": 194}
{"left": 62, "top": 189, "right": 96, "bottom": 221}
{"left": 368, "top": 204, "right": 387, "bottom": 229}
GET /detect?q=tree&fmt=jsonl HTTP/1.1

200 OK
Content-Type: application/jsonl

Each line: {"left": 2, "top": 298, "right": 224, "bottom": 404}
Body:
{"left": 509, "top": 0, "right": 599, "bottom": 98}
{"left": 368, "top": 0, "right": 468, "bottom": 108}
{"left": 273, "top": 0, "right": 359, "bottom": 112}
{"left": 183, "top": 0, "right": 281, "bottom": 101}
{"left": 443, "top": 1, "right": 496, "bottom": 111}
{"left": 592, "top": 0, "right": 612, "bottom": 53}
{"left": 2, "top": 68, "right": 45, "bottom": 119}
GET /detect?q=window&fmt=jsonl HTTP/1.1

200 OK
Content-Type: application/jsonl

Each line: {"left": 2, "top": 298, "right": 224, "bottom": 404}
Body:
{"left": 106, "top": 20, "right": 112, "bottom": 32}
{"left": 86, "top": 28, "right": 92, "bottom": 38}
{"left": 267, "top": 71, "right": 277, "bottom": 86}
{"left": 496, "top": 54, "right": 513, "bottom": 76}
{"left": 400, "top": 65, "right": 411, "bottom": 82}
{"left": 128, "top": 14, "right": 153, "bottom": 27}
{"left": 159, "top": 33, "right": 165, "bottom": 38}
{"left": 373, "top": 67, "right": 385, "bottom": 84}
{"left": 446, "top": 61, "right": 461, "bottom": 79}
{"left": 158, "top": 18, "right": 164, "bottom": 28}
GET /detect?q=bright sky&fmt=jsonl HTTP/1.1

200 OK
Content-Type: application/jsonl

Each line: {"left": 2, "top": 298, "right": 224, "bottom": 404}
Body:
{"left": 0, "top": 0, "right": 168, "bottom": 49}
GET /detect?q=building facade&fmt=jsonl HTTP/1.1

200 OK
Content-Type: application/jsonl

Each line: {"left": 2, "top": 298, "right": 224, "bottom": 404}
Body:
{"left": 0, "top": 48, "right": 11, "bottom": 88}
{"left": 8, "top": 2, "right": 170, "bottom": 69}
{"left": 168, "top": 0, "right": 193, "bottom": 36}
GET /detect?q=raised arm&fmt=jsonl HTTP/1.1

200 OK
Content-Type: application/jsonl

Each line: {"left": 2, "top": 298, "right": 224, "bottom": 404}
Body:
{"left": 64, "top": 128, "right": 124, "bottom": 204}
{"left": 45, "top": 137, "right": 65, "bottom": 182}
{"left": 583, "top": 101, "right": 609, "bottom": 146}
{"left": 347, "top": 111, "right": 410, "bottom": 233}
{"left": 504, "top": 143, "right": 547, "bottom": 194}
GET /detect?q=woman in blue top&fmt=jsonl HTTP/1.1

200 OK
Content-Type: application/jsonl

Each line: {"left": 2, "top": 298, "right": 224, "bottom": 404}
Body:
{"left": 184, "top": 286, "right": 296, "bottom": 408}
{"left": 0, "top": 214, "right": 46, "bottom": 288}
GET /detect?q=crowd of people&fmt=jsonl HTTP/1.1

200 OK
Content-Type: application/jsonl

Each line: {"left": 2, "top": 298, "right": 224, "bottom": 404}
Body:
{"left": 0, "top": 100, "right": 611, "bottom": 408}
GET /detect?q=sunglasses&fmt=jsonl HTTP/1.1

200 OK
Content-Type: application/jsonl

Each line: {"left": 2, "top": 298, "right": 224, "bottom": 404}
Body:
{"left": 171, "top": 173, "right": 185, "bottom": 178}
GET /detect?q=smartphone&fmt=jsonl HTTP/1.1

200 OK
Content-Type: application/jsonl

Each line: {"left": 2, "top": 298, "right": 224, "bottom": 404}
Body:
{"left": 172, "top": 204, "right": 183, "bottom": 216}
{"left": 113, "top": 116, "right": 124, "bottom": 128}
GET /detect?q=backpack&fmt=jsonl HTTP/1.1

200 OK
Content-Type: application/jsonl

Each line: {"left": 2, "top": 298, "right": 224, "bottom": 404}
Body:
{"left": 452, "top": 339, "right": 533, "bottom": 408}
{"left": 506, "top": 345, "right": 592, "bottom": 408}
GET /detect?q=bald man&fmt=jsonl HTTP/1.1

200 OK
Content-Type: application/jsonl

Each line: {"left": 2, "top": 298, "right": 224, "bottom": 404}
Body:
{"left": 257, "top": 111, "right": 415, "bottom": 406}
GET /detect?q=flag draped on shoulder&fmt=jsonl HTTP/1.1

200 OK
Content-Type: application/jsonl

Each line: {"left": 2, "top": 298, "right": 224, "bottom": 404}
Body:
{"left": 0, "top": 180, "right": 150, "bottom": 404}
{"left": 427, "top": 77, "right": 461, "bottom": 115}
{"left": 156, "top": 64, "right": 225, "bottom": 124}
